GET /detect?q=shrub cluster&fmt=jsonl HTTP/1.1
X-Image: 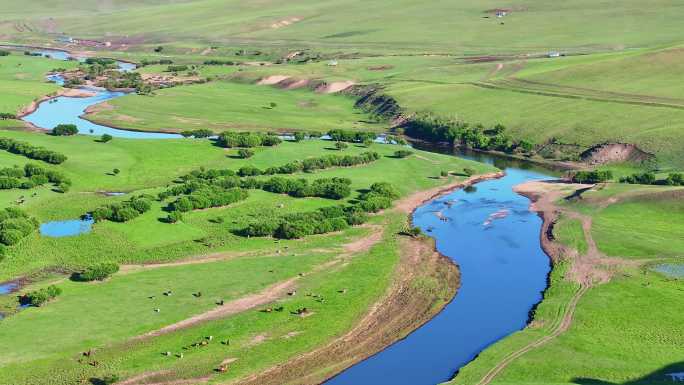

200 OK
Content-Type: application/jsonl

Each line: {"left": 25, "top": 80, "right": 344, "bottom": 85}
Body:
{"left": 259, "top": 151, "right": 380, "bottom": 175}
{"left": 619, "top": 172, "right": 684, "bottom": 186}
{"left": 571, "top": 170, "right": 613, "bottom": 184}
{"left": 216, "top": 132, "right": 282, "bottom": 148}
{"left": 393, "top": 150, "right": 413, "bottom": 158}
{"left": 52, "top": 124, "right": 78, "bottom": 136}
{"left": 170, "top": 187, "right": 248, "bottom": 212}
{"left": 0, "top": 50, "right": 10, "bottom": 56}
{"left": 0, "top": 163, "right": 71, "bottom": 192}
{"left": 181, "top": 129, "right": 214, "bottom": 138}
{"left": 92, "top": 195, "right": 153, "bottom": 222}
{"left": 0, "top": 207, "right": 38, "bottom": 246}
{"left": 73, "top": 262, "right": 119, "bottom": 281}
{"left": 84, "top": 58, "right": 116, "bottom": 66}
{"left": 0, "top": 137, "right": 67, "bottom": 164}
{"left": 241, "top": 182, "right": 399, "bottom": 239}
{"left": 203, "top": 60, "right": 235, "bottom": 65}
{"left": 404, "top": 112, "right": 531, "bottom": 154}
{"left": 22, "top": 285, "right": 62, "bottom": 307}
{"left": 140, "top": 59, "right": 173, "bottom": 66}
{"left": 166, "top": 65, "right": 189, "bottom": 72}
{"left": 327, "top": 129, "right": 377, "bottom": 143}
{"left": 0, "top": 112, "right": 17, "bottom": 120}
{"left": 262, "top": 177, "right": 351, "bottom": 199}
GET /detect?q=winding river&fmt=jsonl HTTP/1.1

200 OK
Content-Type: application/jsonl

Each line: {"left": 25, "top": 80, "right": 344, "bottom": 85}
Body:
{"left": 327, "top": 152, "right": 557, "bottom": 385}
{"left": 19, "top": 47, "right": 179, "bottom": 139}
{"left": 14, "top": 47, "right": 559, "bottom": 383}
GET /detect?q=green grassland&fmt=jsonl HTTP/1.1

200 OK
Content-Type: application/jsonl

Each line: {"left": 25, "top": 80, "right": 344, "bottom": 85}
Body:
{"left": 0, "top": 53, "right": 77, "bottom": 114}
{"left": 4, "top": 0, "right": 684, "bottom": 54}
{"left": 86, "top": 80, "right": 383, "bottom": 133}
{"left": 451, "top": 184, "right": 684, "bottom": 385}
{"left": 0, "top": 131, "right": 493, "bottom": 281}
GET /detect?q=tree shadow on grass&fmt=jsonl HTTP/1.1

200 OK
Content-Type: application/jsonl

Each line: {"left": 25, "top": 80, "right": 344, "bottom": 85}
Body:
{"left": 572, "top": 361, "right": 684, "bottom": 384}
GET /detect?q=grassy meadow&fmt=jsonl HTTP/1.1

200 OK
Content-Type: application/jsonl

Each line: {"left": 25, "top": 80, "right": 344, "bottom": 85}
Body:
{"left": 0, "top": 53, "right": 77, "bottom": 114}
{"left": 86, "top": 80, "right": 383, "bottom": 133}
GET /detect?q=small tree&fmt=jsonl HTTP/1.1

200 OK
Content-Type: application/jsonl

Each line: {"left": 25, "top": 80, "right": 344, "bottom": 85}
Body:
{"left": 463, "top": 167, "right": 476, "bottom": 177}
{"left": 363, "top": 138, "right": 374, "bottom": 147}
{"left": 154, "top": 46, "right": 164, "bottom": 53}
{"left": 335, "top": 141, "right": 348, "bottom": 151}
{"left": 112, "top": 168, "right": 120, "bottom": 176}
{"left": 293, "top": 131, "right": 305, "bottom": 142}
{"left": 269, "top": 102, "right": 277, "bottom": 108}
{"left": 52, "top": 124, "right": 78, "bottom": 136}
{"left": 167, "top": 211, "right": 183, "bottom": 223}
{"left": 100, "top": 134, "right": 113, "bottom": 143}
{"left": 74, "top": 262, "right": 119, "bottom": 281}
{"left": 393, "top": 150, "right": 413, "bottom": 158}
{"left": 238, "top": 149, "right": 254, "bottom": 159}
{"left": 440, "top": 170, "right": 449, "bottom": 178}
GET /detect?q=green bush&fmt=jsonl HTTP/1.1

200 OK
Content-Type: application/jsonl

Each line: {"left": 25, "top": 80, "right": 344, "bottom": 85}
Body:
{"left": 327, "top": 129, "right": 377, "bottom": 143}
{"left": 293, "top": 132, "right": 306, "bottom": 142}
{"left": 572, "top": 170, "right": 613, "bottom": 184}
{"left": 216, "top": 132, "right": 281, "bottom": 148}
{"left": 335, "top": 141, "right": 349, "bottom": 150}
{"left": 74, "top": 262, "right": 119, "bottom": 281}
{"left": 22, "top": 285, "right": 62, "bottom": 307}
{"left": 166, "top": 211, "right": 183, "bottom": 223}
{"left": 52, "top": 124, "right": 79, "bottom": 136}
{"left": 238, "top": 149, "right": 254, "bottom": 159}
{"left": 394, "top": 150, "right": 413, "bottom": 158}
{"left": 100, "top": 134, "right": 113, "bottom": 143}
{"left": 0, "top": 208, "right": 37, "bottom": 245}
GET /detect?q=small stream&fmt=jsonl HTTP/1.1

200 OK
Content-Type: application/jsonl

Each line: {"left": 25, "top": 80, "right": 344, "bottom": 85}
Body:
{"left": 327, "top": 151, "right": 557, "bottom": 385}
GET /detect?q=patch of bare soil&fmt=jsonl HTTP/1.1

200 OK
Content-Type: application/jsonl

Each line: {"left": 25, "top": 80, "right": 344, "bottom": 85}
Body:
{"left": 83, "top": 101, "right": 113, "bottom": 115}
{"left": 279, "top": 77, "right": 310, "bottom": 90}
{"left": 270, "top": 17, "right": 302, "bottom": 29}
{"left": 580, "top": 143, "right": 654, "bottom": 165}
{"left": 235, "top": 235, "right": 459, "bottom": 385}
{"left": 367, "top": 65, "right": 394, "bottom": 71}
{"left": 315, "top": 81, "right": 355, "bottom": 94}
{"left": 257, "top": 75, "right": 291, "bottom": 85}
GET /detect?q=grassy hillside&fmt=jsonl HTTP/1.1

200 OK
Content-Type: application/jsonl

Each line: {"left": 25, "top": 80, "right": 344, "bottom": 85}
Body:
{"left": 4, "top": 0, "right": 684, "bottom": 53}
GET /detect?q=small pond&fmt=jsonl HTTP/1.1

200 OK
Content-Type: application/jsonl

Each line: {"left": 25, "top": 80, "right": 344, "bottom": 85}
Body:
{"left": 652, "top": 264, "right": 684, "bottom": 279}
{"left": 40, "top": 215, "right": 94, "bottom": 237}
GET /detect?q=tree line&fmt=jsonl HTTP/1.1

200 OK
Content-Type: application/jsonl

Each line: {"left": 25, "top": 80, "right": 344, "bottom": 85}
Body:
{"left": 404, "top": 112, "right": 534, "bottom": 154}
{"left": 240, "top": 182, "right": 399, "bottom": 239}
{"left": 216, "top": 132, "right": 282, "bottom": 148}
{"left": 0, "top": 137, "right": 67, "bottom": 164}
{"left": 91, "top": 195, "right": 153, "bottom": 223}
{"left": 620, "top": 172, "right": 684, "bottom": 186}
{"left": 0, "top": 163, "right": 71, "bottom": 192}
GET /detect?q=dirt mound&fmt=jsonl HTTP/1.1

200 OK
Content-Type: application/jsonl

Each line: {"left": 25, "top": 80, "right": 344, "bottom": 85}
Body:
{"left": 367, "top": 65, "right": 394, "bottom": 71}
{"left": 315, "top": 81, "right": 355, "bottom": 94}
{"left": 257, "top": 75, "right": 290, "bottom": 85}
{"left": 278, "top": 77, "right": 310, "bottom": 90}
{"left": 580, "top": 143, "right": 654, "bottom": 165}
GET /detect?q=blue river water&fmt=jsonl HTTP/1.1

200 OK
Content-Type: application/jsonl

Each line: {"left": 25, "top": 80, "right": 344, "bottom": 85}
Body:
{"left": 327, "top": 155, "right": 554, "bottom": 385}
{"left": 653, "top": 264, "right": 684, "bottom": 279}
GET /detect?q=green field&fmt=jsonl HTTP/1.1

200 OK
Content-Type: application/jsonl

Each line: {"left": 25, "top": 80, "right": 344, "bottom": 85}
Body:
{"left": 4, "top": 0, "right": 684, "bottom": 53}
{"left": 0, "top": 53, "right": 77, "bottom": 114}
{"left": 86, "top": 80, "right": 383, "bottom": 133}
